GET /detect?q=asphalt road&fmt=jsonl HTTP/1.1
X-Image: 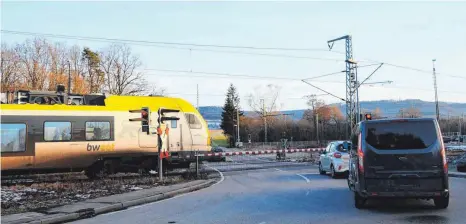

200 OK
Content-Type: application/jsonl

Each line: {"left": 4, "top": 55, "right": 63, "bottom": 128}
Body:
{"left": 72, "top": 165, "right": 466, "bottom": 224}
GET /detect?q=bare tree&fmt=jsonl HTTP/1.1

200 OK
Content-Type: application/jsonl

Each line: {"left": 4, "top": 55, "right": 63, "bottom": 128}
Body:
{"left": 147, "top": 86, "right": 166, "bottom": 96}
{"left": 247, "top": 84, "right": 281, "bottom": 116}
{"left": 15, "top": 38, "right": 50, "bottom": 90}
{"left": 100, "top": 44, "right": 147, "bottom": 95}
{"left": 1, "top": 43, "right": 21, "bottom": 92}
{"left": 398, "top": 107, "right": 422, "bottom": 118}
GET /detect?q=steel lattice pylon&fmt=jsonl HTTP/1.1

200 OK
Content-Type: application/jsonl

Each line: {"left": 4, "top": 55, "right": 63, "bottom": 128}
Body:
{"left": 328, "top": 35, "right": 360, "bottom": 138}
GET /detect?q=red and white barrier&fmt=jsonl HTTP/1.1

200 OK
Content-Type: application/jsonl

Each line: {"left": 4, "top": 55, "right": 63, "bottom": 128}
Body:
{"left": 202, "top": 148, "right": 325, "bottom": 157}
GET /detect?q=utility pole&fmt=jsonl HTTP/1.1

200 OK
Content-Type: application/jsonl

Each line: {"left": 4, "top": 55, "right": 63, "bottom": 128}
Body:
{"left": 432, "top": 59, "right": 440, "bottom": 122}
{"left": 236, "top": 98, "right": 240, "bottom": 146}
{"left": 459, "top": 113, "right": 463, "bottom": 136}
{"left": 67, "top": 60, "right": 71, "bottom": 95}
{"left": 196, "top": 84, "right": 199, "bottom": 111}
{"left": 316, "top": 113, "right": 320, "bottom": 146}
{"left": 328, "top": 35, "right": 359, "bottom": 139}
{"left": 261, "top": 98, "right": 267, "bottom": 143}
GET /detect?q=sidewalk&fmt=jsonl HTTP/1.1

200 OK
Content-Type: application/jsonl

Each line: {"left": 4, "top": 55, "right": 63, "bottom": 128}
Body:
{"left": 2, "top": 179, "right": 217, "bottom": 224}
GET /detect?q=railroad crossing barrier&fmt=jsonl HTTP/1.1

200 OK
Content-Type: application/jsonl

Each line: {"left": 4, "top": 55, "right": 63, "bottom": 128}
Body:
{"left": 194, "top": 148, "right": 325, "bottom": 176}
{"left": 192, "top": 146, "right": 466, "bottom": 177}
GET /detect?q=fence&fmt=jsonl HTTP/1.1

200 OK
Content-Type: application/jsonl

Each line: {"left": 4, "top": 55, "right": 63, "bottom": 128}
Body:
{"left": 193, "top": 148, "right": 324, "bottom": 175}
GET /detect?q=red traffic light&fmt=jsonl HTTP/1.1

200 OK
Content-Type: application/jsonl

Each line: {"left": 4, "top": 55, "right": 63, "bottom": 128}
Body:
{"left": 141, "top": 111, "right": 148, "bottom": 118}
{"left": 365, "top": 114, "right": 372, "bottom": 120}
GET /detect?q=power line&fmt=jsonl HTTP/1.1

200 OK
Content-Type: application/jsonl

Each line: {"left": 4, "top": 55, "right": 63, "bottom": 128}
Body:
{"left": 145, "top": 68, "right": 300, "bottom": 81}
{"left": 3, "top": 29, "right": 464, "bottom": 79}
{"left": 1, "top": 29, "right": 339, "bottom": 53}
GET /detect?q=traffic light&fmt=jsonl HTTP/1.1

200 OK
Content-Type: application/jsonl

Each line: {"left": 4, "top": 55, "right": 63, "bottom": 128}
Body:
{"left": 364, "top": 113, "right": 372, "bottom": 120}
{"left": 129, "top": 107, "right": 151, "bottom": 134}
{"left": 141, "top": 107, "right": 150, "bottom": 133}
{"left": 157, "top": 108, "right": 180, "bottom": 125}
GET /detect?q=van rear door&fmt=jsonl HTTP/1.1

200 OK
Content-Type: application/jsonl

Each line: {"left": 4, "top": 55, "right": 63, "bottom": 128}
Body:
{"left": 363, "top": 119, "right": 443, "bottom": 179}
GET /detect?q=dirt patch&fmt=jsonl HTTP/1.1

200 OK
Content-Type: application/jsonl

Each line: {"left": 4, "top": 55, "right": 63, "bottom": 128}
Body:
{"left": 1, "top": 172, "right": 208, "bottom": 216}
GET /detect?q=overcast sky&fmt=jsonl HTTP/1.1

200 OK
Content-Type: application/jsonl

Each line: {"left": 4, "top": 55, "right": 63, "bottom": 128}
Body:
{"left": 2, "top": 1, "right": 465, "bottom": 110}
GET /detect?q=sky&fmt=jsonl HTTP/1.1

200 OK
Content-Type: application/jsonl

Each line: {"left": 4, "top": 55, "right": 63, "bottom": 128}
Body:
{"left": 1, "top": 1, "right": 466, "bottom": 110}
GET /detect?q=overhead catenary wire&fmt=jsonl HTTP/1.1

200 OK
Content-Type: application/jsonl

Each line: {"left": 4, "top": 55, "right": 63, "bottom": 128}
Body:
{"left": 3, "top": 29, "right": 465, "bottom": 80}
{"left": 0, "top": 29, "right": 340, "bottom": 53}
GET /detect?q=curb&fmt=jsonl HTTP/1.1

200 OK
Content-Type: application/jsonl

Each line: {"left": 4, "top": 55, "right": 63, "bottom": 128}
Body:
{"left": 21, "top": 179, "right": 217, "bottom": 224}
{"left": 448, "top": 173, "right": 466, "bottom": 178}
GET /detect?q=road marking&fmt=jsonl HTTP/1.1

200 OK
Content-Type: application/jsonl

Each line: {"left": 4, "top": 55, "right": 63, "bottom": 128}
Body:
{"left": 296, "top": 173, "right": 311, "bottom": 183}
{"left": 274, "top": 168, "right": 284, "bottom": 172}
{"left": 298, "top": 172, "right": 320, "bottom": 175}
{"left": 306, "top": 191, "right": 310, "bottom": 196}
{"left": 101, "top": 164, "right": 225, "bottom": 216}
{"left": 258, "top": 222, "right": 266, "bottom": 224}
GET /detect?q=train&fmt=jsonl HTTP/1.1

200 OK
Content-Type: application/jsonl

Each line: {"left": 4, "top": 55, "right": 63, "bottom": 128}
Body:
{"left": 1, "top": 87, "right": 212, "bottom": 178}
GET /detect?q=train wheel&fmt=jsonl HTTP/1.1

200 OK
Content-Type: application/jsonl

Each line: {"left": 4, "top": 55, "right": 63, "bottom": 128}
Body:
{"left": 85, "top": 160, "right": 113, "bottom": 179}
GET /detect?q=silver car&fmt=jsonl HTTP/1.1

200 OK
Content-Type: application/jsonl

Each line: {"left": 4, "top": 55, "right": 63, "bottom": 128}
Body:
{"left": 318, "top": 141, "right": 351, "bottom": 178}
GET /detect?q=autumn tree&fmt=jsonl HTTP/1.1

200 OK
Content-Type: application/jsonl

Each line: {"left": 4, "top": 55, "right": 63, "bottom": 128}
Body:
{"left": 1, "top": 43, "right": 21, "bottom": 92}
{"left": 398, "top": 107, "right": 422, "bottom": 118}
{"left": 15, "top": 38, "right": 50, "bottom": 90}
{"left": 372, "top": 107, "right": 383, "bottom": 119}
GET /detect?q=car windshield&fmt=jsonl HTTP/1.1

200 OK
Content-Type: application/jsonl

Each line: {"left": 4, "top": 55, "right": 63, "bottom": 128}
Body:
{"left": 336, "top": 143, "right": 351, "bottom": 152}
{"left": 365, "top": 120, "right": 437, "bottom": 150}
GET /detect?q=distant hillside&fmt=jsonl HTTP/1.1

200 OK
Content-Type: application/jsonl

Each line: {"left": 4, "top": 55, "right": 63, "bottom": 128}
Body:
{"left": 199, "top": 100, "right": 466, "bottom": 122}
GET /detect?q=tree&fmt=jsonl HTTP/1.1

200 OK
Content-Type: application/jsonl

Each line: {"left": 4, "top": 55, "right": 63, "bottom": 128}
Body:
{"left": 220, "top": 84, "right": 243, "bottom": 147}
{"left": 82, "top": 47, "right": 104, "bottom": 93}
{"left": 247, "top": 84, "right": 281, "bottom": 142}
{"left": 100, "top": 44, "right": 147, "bottom": 95}
{"left": 15, "top": 38, "right": 50, "bottom": 90}
{"left": 398, "top": 107, "right": 422, "bottom": 118}
{"left": 1, "top": 43, "right": 21, "bottom": 92}
{"left": 372, "top": 107, "right": 383, "bottom": 119}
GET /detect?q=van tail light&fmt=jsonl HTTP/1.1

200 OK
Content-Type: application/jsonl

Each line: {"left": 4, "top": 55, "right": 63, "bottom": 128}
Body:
{"left": 438, "top": 133, "right": 448, "bottom": 174}
{"left": 334, "top": 152, "right": 342, "bottom": 158}
{"left": 358, "top": 133, "right": 364, "bottom": 174}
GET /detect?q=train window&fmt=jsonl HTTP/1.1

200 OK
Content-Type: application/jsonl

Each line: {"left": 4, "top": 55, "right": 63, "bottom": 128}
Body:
{"left": 185, "top": 113, "right": 202, "bottom": 129}
{"left": 86, "top": 122, "right": 111, "bottom": 140}
{"left": 44, "top": 122, "right": 72, "bottom": 141}
{"left": 1, "top": 123, "right": 27, "bottom": 152}
{"left": 171, "top": 119, "right": 177, "bottom": 129}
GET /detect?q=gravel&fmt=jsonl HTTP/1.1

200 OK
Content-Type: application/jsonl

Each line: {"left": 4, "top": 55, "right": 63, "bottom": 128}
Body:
{"left": 1, "top": 172, "right": 203, "bottom": 216}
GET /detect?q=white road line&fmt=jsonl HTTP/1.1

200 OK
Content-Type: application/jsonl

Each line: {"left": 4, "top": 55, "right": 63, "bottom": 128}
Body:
{"left": 101, "top": 164, "right": 225, "bottom": 216}
{"left": 296, "top": 173, "right": 311, "bottom": 183}
{"left": 274, "top": 168, "right": 284, "bottom": 172}
{"left": 306, "top": 191, "right": 310, "bottom": 196}
{"left": 298, "top": 172, "right": 320, "bottom": 175}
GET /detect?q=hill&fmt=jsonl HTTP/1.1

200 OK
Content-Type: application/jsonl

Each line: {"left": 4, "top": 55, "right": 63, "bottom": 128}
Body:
{"left": 199, "top": 100, "right": 466, "bottom": 125}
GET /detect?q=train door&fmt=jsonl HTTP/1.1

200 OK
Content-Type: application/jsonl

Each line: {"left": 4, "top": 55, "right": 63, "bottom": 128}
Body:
{"left": 168, "top": 118, "right": 181, "bottom": 151}
{"left": 138, "top": 126, "right": 158, "bottom": 148}
{"left": 185, "top": 113, "right": 207, "bottom": 151}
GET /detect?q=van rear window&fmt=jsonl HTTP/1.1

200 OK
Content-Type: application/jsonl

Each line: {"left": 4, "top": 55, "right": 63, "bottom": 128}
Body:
{"left": 365, "top": 120, "right": 437, "bottom": 150}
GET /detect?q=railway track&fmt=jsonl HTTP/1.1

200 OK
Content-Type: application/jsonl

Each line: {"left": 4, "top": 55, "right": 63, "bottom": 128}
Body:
{"left": 1, "top": 169, "right": 196, "bottom": 187}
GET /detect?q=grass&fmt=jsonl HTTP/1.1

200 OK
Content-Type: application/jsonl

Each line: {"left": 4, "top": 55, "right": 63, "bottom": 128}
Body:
{"left": 212, "top": 138, "right": 229, "bottom": 147}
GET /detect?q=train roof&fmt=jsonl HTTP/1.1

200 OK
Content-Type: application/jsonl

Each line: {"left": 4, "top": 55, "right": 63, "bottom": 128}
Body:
{"left": 0, "top": 95, "right": 198, "bottom": 113}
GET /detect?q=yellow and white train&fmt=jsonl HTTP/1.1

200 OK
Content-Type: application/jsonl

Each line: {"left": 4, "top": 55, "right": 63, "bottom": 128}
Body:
{"left": 0, "top": 89, "right": 211, "bottom": 178}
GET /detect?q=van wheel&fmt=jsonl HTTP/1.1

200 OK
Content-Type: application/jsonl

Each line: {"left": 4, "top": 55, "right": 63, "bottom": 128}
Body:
{"left": 319, "top": 163, "right": 326, "bottom": 175}
{"left": 354, "top": 192, "right": 366, "bottom": 209}
{"left": 331, "top": 165, "right": 337, "bottom": 179}
{"left": 434, "top": 195, "right": 449, "bottom": 209}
